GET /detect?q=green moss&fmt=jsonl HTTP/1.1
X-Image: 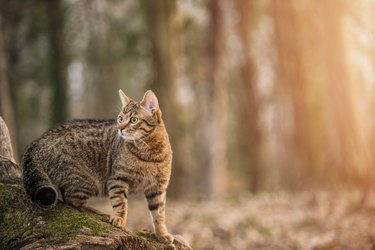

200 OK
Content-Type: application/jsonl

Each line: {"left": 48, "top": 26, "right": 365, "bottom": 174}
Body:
{"left": 136, "top": 229, "right": 158, "bottom": 241}
{"left": 0, "top": 211, "right": 34, "bottom": 247}
{"left": 0, "top": 184, "right": 112, "bottom": 248}
{"left": 0, "top": 184, "right": 35, "bottom": 247}
{"left": 0, "top": 183, "right": 24, "bottom": 212}
{"left": 43, "top": 203, "right": 112, "bottom": 239}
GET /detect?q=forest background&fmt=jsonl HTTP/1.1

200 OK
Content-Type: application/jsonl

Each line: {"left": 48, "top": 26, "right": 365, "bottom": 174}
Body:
{"left": 1, "top": 1, "right": 375, "bottom": 249}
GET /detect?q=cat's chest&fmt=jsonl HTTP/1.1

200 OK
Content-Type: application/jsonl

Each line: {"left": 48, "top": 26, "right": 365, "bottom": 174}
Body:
{"left": 124, "top": 164, "right": 157, "bottom": 193}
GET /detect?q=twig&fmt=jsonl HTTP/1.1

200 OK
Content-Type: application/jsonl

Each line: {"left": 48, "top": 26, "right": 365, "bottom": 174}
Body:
{"left": 0, "top": 154, "right": 19, "bottom": 166}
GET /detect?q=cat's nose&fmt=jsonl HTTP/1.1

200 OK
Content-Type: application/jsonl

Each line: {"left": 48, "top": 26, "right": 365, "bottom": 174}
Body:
{"left": 118, "top": 124, "right": 126, "bottom": 130}
{"left": 119, "top": 128, "right": 127, "bottom": 136}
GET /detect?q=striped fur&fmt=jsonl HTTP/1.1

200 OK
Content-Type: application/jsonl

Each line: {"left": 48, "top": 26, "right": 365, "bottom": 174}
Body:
{"left": 22, "top": 90, "right": 174, "bottom": 244}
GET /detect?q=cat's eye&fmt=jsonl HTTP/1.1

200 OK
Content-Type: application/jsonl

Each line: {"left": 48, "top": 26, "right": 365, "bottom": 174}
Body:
{"left": 117, "top": 116, "right": 124, "bottom": 123}
{"left": 130, "top": 117, "right": 138, "bottom": 124}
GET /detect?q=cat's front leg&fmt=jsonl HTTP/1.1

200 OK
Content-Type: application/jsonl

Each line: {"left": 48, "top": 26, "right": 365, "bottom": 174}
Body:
{"left": 107, "top": 179, "right": 129, "bottom": 228}
{"left": 145, "top": 189, "right": 174, "bottom": 244}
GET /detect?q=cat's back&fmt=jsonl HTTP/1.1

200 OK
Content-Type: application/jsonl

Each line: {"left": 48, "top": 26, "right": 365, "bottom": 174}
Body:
{"left": 22, "top": 119, "right": 118, "bottom": 206}
{"left": 27, "top": 118, "right": 118, "bottom": 158}
{"left": 39, "top": 118, "right": 115, "bottom": 141}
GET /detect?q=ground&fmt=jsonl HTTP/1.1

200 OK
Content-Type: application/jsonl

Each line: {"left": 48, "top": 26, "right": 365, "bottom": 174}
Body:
{"left": 2, "top": 181, "right": 374, "bottom": 249}
{"left": 90, "top": 190, "right": 375, "bottom": 250}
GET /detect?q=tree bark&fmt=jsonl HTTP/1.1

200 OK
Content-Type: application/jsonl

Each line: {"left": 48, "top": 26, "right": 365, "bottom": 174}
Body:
{"left": 0, "top": 117, "right": 191, "bottom": 250}
{"left": 233, "top": 0, "right": 263, "bottom": 193}
{"left": 198, "top": 0, "right": 227, "bottom": 198}
{"left": 47, "top": 0, "right": 68, "bottom": 125}
{"left": 271, "top": 0, "right": 358, "bottom": 189}
{"left": 143, "top": 0, "right": 187, "bottom": 198}
{"left": 0, "top": 15, "right": 18, "bottom": 160}
{"left": 82, "top": 0, "right": 118, "bottom": 118}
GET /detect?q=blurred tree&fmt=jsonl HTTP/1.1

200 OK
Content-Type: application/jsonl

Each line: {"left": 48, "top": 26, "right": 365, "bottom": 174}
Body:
{"left": 271, "top": 0, "right": 363, "bottom": 189}
{"left": 0, "top": 18, "right": 18, "bottom": 159}
{"left": 82, "top": 0, "right": 118, "bottom": 118}
{"left": 142, "top": 0, "right": 188, "bottom": 198}
{"left": 271, "top": 1, "right": 311, "bottom": 189}
{"left": 233, "top": 0, "right": 263, "bottom": 193}
{"left": 198, "top": 0, "right": 227, "bottom": 198}
{"left": 47, "top": 0, "right": 68, "bottom": 125}
{"left": 0, "top": 0, "right": 27, "bottom": 159}
{"left": 344, "top": 0, "right": 375, "bottom": 204}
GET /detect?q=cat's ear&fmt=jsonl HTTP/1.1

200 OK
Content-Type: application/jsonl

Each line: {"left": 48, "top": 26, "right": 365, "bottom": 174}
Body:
{"left": 141, "top": 90, "right": 159, "bottom": 114}
{"left": 119, "top": 89, "right": 130, "bottom": 107}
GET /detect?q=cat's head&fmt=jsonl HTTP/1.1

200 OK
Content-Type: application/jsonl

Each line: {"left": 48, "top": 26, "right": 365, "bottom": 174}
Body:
{"left": 117, "top": 89, "right": 161, "bottom": 141}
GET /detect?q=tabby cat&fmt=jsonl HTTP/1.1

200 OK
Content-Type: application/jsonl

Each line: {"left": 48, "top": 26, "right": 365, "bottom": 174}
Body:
{"left": 22, "top": 90, "right": 174, "bottom": 244}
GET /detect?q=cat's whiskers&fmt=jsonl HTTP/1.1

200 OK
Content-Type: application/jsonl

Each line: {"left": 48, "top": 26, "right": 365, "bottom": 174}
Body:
{"left": 131, "top": 137, "right": 137, "bottom": 147}
{"left": 132, "top": 134, "right": 151, "bottom": 149}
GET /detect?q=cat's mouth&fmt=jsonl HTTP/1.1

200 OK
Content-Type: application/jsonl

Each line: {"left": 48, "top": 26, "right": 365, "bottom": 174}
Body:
{"left": 118, "top": 129, "right": 136, "bottom": 141}
{"left": 118, "top": 130, "right": 134, "bottom": 141}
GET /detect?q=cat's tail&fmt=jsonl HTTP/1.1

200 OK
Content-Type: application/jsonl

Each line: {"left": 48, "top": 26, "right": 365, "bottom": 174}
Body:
{"left": 22, "top": 145, "right": 57, "bottom": 208}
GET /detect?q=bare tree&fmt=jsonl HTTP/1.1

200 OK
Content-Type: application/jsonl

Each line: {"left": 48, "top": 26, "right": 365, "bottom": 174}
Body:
{"left": 271, "top": 0, "right": 363, "bottom": 189}
{"left": 82, "top": 0, "right": 118, "bottom": 118}
{"left": 233, "top": 0, "right": 263, "bottom": 192}
{"left": 47, "top": 0, "right": 68, "bottom": 124}
{"left": 143, "top": 0, "right": 189, "bottom": 198}
{"left": 0, "top": 6, "right": 19, "bottom": 160}
{"left": 196, "top": 0, "right": 227, "bottom": 198}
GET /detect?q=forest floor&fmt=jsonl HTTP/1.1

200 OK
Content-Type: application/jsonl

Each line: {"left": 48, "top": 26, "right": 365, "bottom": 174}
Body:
{"left": 89, "top": 190, "right": 375, "bottom": 250}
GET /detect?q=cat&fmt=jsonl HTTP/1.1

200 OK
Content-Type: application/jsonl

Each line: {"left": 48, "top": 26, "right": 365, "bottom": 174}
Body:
{"left": 22, "top": 90, "right": 174, "bottom": 244}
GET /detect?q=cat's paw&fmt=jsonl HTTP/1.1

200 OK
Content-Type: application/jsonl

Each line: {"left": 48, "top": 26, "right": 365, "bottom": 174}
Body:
{"left": 109, "top": 215, "right": 126, "bottom": 228}
{"left": 157, "top": 232, "right": 174, "bottom": 245}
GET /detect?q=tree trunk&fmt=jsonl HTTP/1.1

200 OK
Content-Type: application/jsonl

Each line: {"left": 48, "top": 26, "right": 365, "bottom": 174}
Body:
{"left": 143, "top": 0, "right": 187, "bottom": 198}
{"left": 233, "top": 0, "right": 263, "bottom": 193}
{"left": 271, "top": 0, "right": 358, "bottom": 188}
{"left": 47, "top": 0, "right": 68, "bottom": 125}
{"left": 0, "top": 117, "right": 191, "bottom": 250}
{"left": 198, "top": 0, "right": 227, "bottom": 199}
{"left": 0, "top": 13, "right": 18, "bottom": 160}
{"left": 83, "top": 0, "right": 118, "bottom": 118}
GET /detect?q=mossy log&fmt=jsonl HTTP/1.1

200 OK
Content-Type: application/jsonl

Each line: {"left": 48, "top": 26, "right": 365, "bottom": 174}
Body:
{"left": 0, "top": 117, "right": 191, "bottom": 250}
{"left": 0, "top": 184, "right": 190, "bottom": 250}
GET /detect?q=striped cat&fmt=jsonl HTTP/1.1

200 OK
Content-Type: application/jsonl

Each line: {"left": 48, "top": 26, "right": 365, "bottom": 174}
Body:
{"left": 22, "top": 90, "right": 174, "bottom": 244}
